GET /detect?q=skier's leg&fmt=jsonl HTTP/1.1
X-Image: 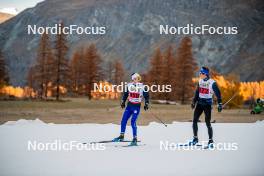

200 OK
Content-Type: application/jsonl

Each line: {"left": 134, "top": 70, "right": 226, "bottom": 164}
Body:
{"left": 130, "top": 106, "right": 140, "bottom": 146}
{"left": 131, "top": 106, "right": 140, "bottom": 138}
{"left": 192, "top": 104, "right": 203, "bottom": 138}
{"left": 204, "top": 105, "right": 213, "bottom": 140}
{"left": 120, "top": 106, "right": 132, "bottom": 135}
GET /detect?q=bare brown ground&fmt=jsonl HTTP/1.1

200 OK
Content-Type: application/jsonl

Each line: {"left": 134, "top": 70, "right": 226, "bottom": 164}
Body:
{"left": 0, "top": 98, "right": 263, "bottom": 125}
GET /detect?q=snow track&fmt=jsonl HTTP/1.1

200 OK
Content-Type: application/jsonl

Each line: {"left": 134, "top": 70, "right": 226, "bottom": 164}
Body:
{"left": 0, "top": 119, "right": 263, "bottom": 176}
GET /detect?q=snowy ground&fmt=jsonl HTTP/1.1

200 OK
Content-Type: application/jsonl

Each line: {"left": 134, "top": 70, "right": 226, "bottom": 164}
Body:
{"left": 0, "top": 119, "right": 263, "bottom": 176}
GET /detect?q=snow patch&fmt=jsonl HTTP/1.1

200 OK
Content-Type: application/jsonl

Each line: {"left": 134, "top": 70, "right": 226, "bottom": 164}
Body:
{"left": 0, "top": 8, "right": 18, "bottom": 15}
{"left": 3, "top": 118, "right": 46, "bottom": 126}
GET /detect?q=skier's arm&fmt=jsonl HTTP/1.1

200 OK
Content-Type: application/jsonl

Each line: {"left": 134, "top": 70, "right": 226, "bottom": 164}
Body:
{"left": 143, "top": 89, "right": 149, "bottom": 105}
{"left": 143, "top": 87, "right": 149, "bottom": 111}
{"left": 120, "top": 90, "right": 129, "bottom": 109}
{"left": 212, "top": 82, "right": 222, "bottom": 104}
{"left": 122, "top": 90, "right": 129, "bottom": 103}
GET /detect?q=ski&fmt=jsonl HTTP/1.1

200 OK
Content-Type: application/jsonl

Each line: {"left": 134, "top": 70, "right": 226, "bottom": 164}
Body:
{"left": 203, "top": 144, "right": 214, "bottom": 150}
{"left": 211, "top": 120, "right": 216, "bottom": 123}
{"left": 83, "top": 140, "right": 141, "bottom": 145}
{"left": 115, "top": 144, "right": 146, "bottom": 148}
{"left": 177, "top": 143, "right": 203, "bottom": 147}
{"left": 177, "top": 141, "right": 215, "bottom": 149}
{"left": 177, "top": 143, "right": 215, "bottom": 150}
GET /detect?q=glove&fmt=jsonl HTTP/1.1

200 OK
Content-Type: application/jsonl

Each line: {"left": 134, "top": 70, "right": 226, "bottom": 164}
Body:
{"left": 191, "top": 102, "right": 196, "bottom": 109}
{"left": 121, "top": 101, "right": 125, "bottom": 109}
{"left": 217, "top": 103, "right": 222, "bottom": 112}
{"left": 144, "top": 103, "right": 149, "bottom": 111}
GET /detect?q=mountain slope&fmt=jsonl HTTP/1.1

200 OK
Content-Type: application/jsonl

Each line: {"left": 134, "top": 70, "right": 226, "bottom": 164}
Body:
{"left": 0, "top": 0, "right": 263, "bottom": 85}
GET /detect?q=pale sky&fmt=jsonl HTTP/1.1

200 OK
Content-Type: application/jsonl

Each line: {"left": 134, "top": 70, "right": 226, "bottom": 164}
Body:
{"left": 0, "top": 0, "right": 44, "bottom": 13}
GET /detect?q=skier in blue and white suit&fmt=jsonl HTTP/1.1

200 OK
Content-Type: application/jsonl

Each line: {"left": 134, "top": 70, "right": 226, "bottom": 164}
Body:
{"left": 113, "top": 73, "right": 149, "bottom": 145}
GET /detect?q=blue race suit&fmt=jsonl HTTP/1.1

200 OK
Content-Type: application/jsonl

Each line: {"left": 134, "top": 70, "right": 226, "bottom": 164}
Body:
{"left": 120, "top": 82, "right": 149, "bottom": 137}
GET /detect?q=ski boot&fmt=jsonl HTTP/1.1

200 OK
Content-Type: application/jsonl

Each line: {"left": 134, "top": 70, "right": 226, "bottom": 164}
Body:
{"left": 188, "top": 136, "right": 199, "bottom": 146}
{"left": 112, "top": 134, "right": 124, "bottom": 142}
{"left": 129, "top": 137, "right": 138, "bottom": 146}
{"left": 207, "top": 139, "right": 214, "bottom": 149}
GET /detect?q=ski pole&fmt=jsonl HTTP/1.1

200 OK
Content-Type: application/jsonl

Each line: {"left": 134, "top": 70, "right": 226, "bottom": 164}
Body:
{"left": 222, "top": 93, "right": 238, "bottom": 109}
{"left": 149, "top": 110, "right": 167, "bottom": 127}
{"left": 106, "top": 106, "right": 120, "bottom": 112}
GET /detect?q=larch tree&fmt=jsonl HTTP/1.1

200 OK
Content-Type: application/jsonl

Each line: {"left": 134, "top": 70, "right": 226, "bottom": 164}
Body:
{"left": 26, "top": 66, "right": 37, "bottom": 98}
{"left": 174, "top": 37, "right": 198, "bottom": 104}
{"left": 44, "top": 50, "right": 55, "bottom": 98}
{"left": 105, "top": 60, "right": 114, "bottom": 83}
{"left": 162, "top": 45, "right": 177, "bottom": 101}
{"left": 33, "top": 32, "right": 54, "bottom": 99}
{"left": 53, "top": 22, "right": 70, "bottom": 100}
{"left": 113, "top": 59, "right": 125, "bottom": 85}
{"left": 148, "top": 48, "right": 164, "bottom": 99}
{"left": 70, "top": 49, "right": 84, "bottom": 95}
{"left": 112, "top": 59, "right": 125, "bottom": 99}
{"left": 83, "top": 43, "right": 103, "bottom": 100}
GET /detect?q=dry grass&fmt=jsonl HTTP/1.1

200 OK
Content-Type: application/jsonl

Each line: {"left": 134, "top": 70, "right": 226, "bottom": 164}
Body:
{"left": 0, "top": 98, "right": 263, "bottom": 125}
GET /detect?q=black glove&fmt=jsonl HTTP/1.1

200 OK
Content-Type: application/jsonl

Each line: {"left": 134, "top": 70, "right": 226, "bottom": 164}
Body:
{"left": 217, "top": 103, "right": 222, "bottom": 112}
{"left": 121, "top": 101, "right": 125, "bottom": 109}
{"left": 144, "top": 103, "right": 149, "bottom": 111}
{"left": 191, "top": 102, "right": 196, "bottom": 109}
